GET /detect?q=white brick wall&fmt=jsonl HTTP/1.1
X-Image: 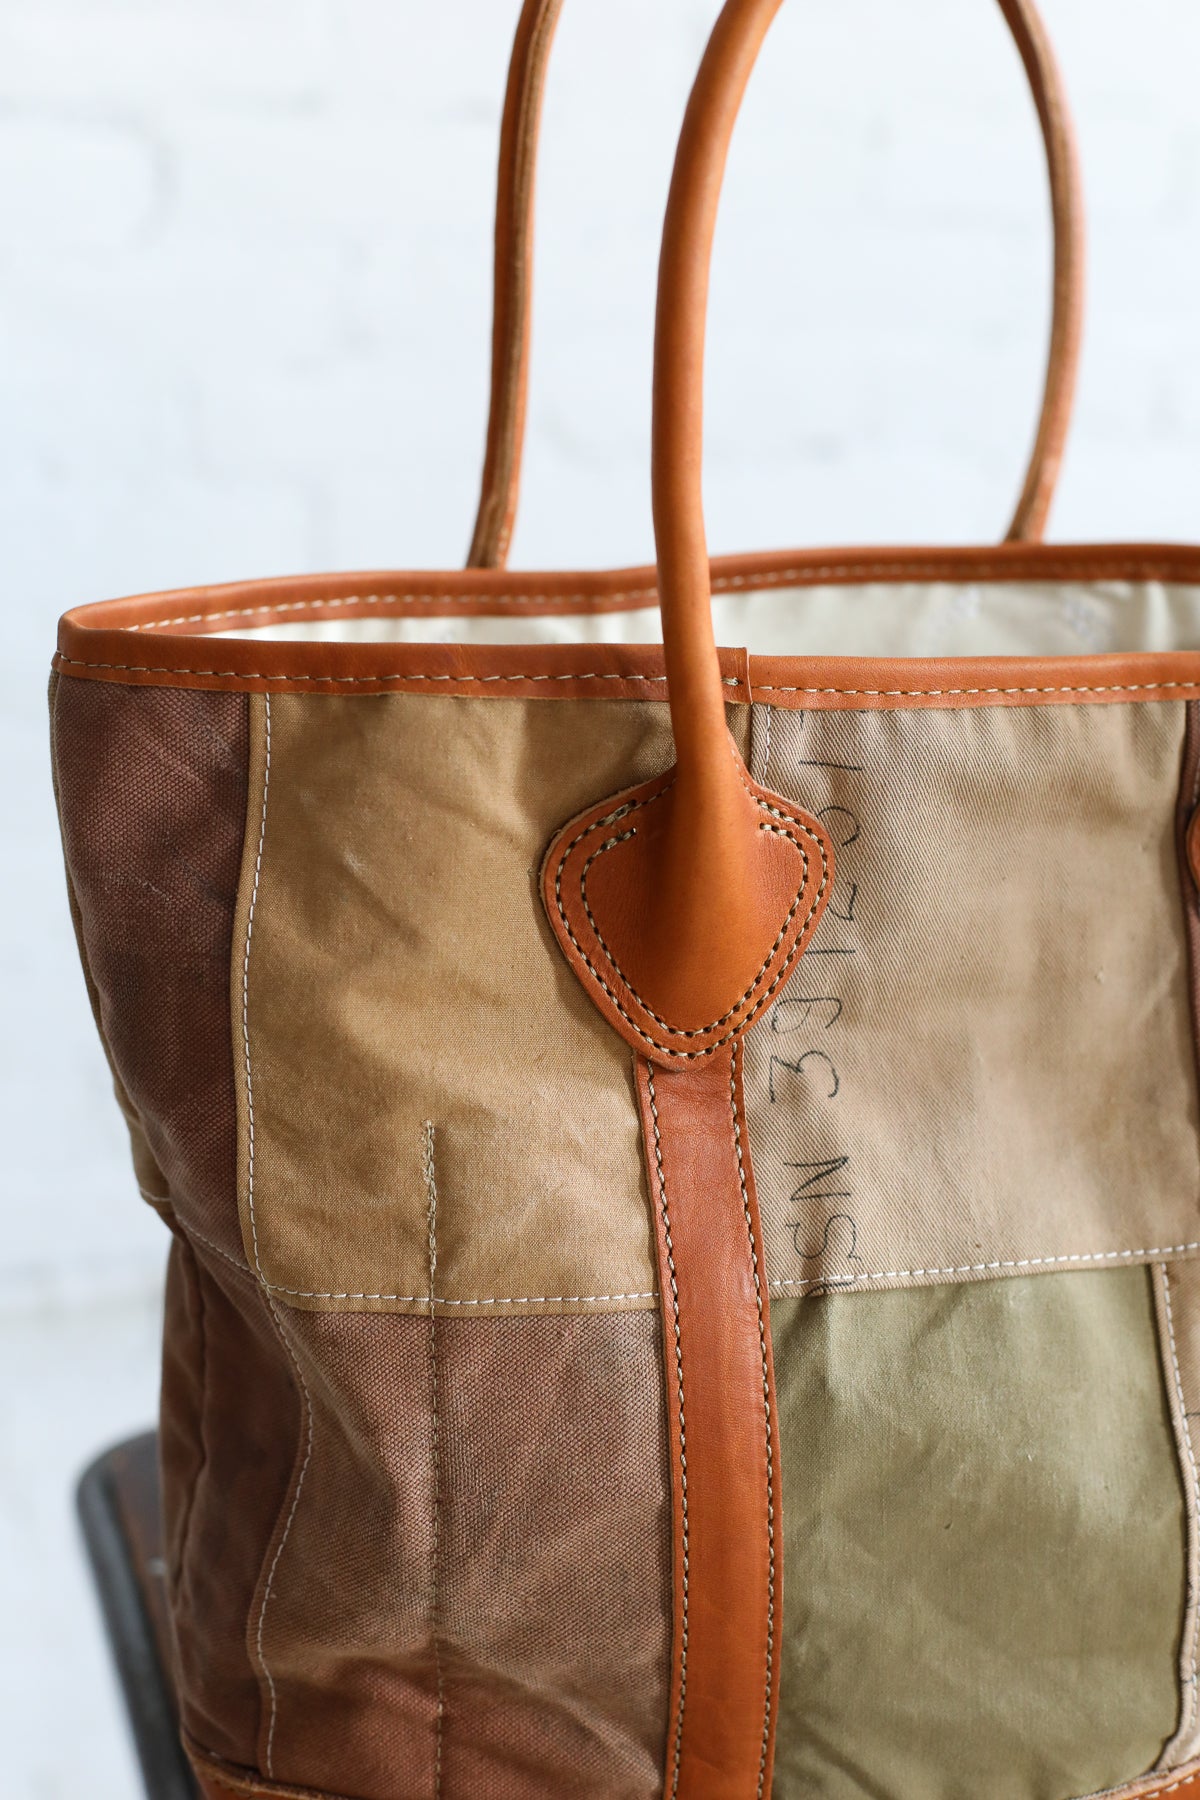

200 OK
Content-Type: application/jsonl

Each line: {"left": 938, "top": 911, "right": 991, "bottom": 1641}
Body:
{"left": 3, "top": 0, "right": 1199, "bottom": 1305}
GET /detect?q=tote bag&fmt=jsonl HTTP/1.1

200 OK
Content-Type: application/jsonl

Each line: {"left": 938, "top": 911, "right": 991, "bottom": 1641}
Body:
{"left": 51, "top": 0, "right": 1200, "bottom": 1795}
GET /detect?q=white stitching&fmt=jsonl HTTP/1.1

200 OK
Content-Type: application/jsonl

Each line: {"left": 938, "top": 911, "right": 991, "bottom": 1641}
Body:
{"left": 50, "top": 653, "right": 1200, "bottom": 702}
{"left": 1078, "top": 1766, "right": 1200, "bottom": 1800}
{"left": 574, "top": 789, "right": 818, "bottom": 1038}
{"left": 768, "top": 1242, "right": 1200, "bottom": 1290}
{"left": 647, "top": 1068, "right": 687, "bottom": 1800}
{"left": 1162, "top": 1266, "right": 1200, "bottom": 1746}
{"left": 552, "top": 784, "right": 830, "bottom": 1059}
{"left": 730, "top": 1042, "right": 775, "bottom": 1800}
{"left": 240, "top": 690, "right": 315, "bottom": 1780}
{"left": 119, "top": 555, "right": 1200, "bottom": 631}
{"left": 164, "top": 1214, "right": 252, "bottom": 1275}
{"left": 261, "top": 1286, "right": 658, "bottom": 1304}
{"left": 255, "top": 1298, "right": 314, "bottom": 1778}
{"left": 242, "top": 694, "right": 271, "bottom": 1279}
{"left": 752, "top": 681, "right": 1200, "bottom": 698}
{"left": 423, "top": 1123, "right": 446, "bottom": 1800}
{"left": 130, "top": 587, "right": 660, "bottom": 630}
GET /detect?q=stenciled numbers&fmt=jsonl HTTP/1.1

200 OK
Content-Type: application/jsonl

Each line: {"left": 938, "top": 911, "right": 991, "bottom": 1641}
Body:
{"left": 768, "top": 753, "right": 862, "bottom": 1294}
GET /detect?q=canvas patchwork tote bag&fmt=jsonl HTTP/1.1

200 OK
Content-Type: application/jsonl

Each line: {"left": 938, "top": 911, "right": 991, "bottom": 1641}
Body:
{"left": 50, "top": 0, "right": 1200, "bottom": 1795}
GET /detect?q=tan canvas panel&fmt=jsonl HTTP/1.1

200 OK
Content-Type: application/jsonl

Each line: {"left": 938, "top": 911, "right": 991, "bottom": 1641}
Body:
{"left": 236, "top": 692, "right": 750, "bottom": 1314}
{"left": 237, "top": 687, "right": 1200, "bottom": 1314}
{"left": 771, "top": 1269, "right": 1186, "bottom": 1800}
{"left": 746, "top": 698, "right": 1200, "bottom": 1299}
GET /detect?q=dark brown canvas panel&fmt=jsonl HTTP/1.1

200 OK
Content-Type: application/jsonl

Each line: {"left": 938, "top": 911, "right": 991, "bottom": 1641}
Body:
{"left": 51, "top": 678, "right": 249, "bottom": 1261}
{"left": 255, "top": 1310, "right": 671, "bottom": 1800}
{"left": 165, "top": 1244, "right": 301, "bottom": 1765}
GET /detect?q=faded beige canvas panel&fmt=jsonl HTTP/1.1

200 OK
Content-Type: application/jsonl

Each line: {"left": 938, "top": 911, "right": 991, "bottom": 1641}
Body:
{"left": 236, "top": 686, "right": 1200, "bottom": 1314}
{"left": 235, "top": 691, "right": 751, "bottom": 1314}
{"left": 746, "top": 699, "right": 1200, "bottom": 1299}
{"left": 770, "top": 1268, "right": 1186, "bottom": 1800}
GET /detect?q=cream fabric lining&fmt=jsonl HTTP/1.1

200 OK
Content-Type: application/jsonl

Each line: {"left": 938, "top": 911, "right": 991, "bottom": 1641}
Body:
{"left": 218, "top": 580, "right": 1200, "bottom": 660}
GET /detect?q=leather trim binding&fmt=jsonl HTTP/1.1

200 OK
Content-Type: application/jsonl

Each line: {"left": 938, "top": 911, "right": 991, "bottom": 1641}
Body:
{"left": 1177, "top": 702, "right": 1200, "bottom": 1107}
{"left": 1083, "top": 1766, "right": 1200, "bottom": 1800}
{"left": 635, "top": 1043, "right": 780, "bottom": 1799}
{"left": 53, "top": 544, "right": 1200, "bottom": 708}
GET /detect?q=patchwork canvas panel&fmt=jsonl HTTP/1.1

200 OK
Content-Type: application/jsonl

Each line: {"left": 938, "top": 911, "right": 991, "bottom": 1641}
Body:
{"left": 51, "top": 676, "right": 249, "bottom": 1263}
{"left": 235, "top": 689, "right": 1200, "bottom": 1314}
{"left": 770, "top": 1268, "right": 1186, "bottom": 1800}
{"left": 745, "top": 699, "right": 1200, "bottom": 1299}
{"left": 249, "top": 1308, "right": 671, "bottom": 1800}
{"left": 234, "top": 691, "right": 749, "bottom": 1314}
{"left": 50, "top": 667, "right": 1200, "bottom": 1800}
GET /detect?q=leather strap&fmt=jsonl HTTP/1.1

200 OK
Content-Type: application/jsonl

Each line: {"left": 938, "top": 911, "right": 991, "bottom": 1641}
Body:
{"left": 467, "top": 0, "right": 1083, "bottom": 567}
{"left": 635, "top": 1042, "right": 780, "bottom": 1798}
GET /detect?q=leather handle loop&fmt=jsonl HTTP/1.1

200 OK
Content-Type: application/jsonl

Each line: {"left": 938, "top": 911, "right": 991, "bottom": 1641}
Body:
{"left": 997, "top": 0, "right": 1085, "bottom": 541}
{"left": 467, "top": 0, "right": 565, "bottom": 570}
{"left": 468, "top": 0, "right": 1084, "bottom": 569}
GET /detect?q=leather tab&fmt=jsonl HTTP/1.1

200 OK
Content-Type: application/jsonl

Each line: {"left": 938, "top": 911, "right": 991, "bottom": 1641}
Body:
{"left": 540, "top": 749, "right": 834, "bottom": 1066}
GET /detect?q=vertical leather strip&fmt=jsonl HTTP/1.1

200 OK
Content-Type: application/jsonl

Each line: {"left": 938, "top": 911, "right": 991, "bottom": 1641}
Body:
{"left": 635, "top": 1042, "right": 780, "bottom": 1799}
{"left": 1153, "top": 1260, "right": 1200, "bottom": 1769}
{"left": 1176, "top": 701, "right": 1200, "bottom": 1099}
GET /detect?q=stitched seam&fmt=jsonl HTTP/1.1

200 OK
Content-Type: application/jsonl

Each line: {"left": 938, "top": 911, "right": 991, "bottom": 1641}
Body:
{"left": 423, "top": 1123, "right": 446, "bottom": 1800}
{"left": 1163, "top": 1266, "right": 1200, "bottom": 1745}
{"left": 768, "top": 1243, "right": 1200, "bottom": 1290}
{"left": 123, "top": 557, "right": 1200, "bottom": 630}
{"left": 172, "top": 1240, "right": 208, "bottom": 1609}
{"left": 242, "top": 694, "right": 271, "bottom": 1279}
{"left": 239, "top": 688, "right": 314, "bottom": 1781}
{"left": 1079, "top": 1768, "right": 1200, "bottom": 1800}
{"left": 582, "top": 819, "right": 811, "bottom": 1035}
{"left": 51, "top": 653, "right": 1200, "bottom": 701}
{"left": 553, "top": 787, "right": 830, "bottom": 1059}
{"left": 255, "top": 1299, "right": 314, "bottom": 1779}
{"left": 730, "top": 1042, "right": 775, "bottom": 1799}
{"left": 648, "top": 1067, "right": 687, "bottom": 1800}
{"left": 574, "top": 773, "right": 816, "bottom": 1035}
{"left": 260, "top": 1285, "right": 657, "bottom": 1304}
{"left": 141, "top": 1196, "right": 255, "bottom": 1276}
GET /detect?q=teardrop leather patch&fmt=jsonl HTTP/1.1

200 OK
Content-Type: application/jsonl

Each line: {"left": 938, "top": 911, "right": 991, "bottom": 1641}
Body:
{"left": 540, "top": 752, "right": 834, "bottom": 1065}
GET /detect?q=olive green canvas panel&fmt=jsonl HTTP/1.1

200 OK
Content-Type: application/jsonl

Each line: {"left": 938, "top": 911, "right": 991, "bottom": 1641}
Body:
{"left": 771, "top": 1267, "right": 1185, "bottom": 1800}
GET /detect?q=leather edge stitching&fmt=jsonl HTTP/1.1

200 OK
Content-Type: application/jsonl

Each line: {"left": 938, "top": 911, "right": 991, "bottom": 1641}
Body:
{"left": 646, "top": 1064, "right": 688, "bottom": 1799}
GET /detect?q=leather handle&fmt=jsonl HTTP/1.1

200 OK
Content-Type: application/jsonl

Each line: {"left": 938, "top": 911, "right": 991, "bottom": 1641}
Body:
{"left": 468, "top": 0, "right": 1084, "bottom": 568}
{"left": 467, "top": 0, "right": 565, "bottom": 570}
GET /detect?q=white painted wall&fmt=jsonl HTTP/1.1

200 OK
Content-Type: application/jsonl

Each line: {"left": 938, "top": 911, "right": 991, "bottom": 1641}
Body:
{"left": 0, "top": 3, "right": 1197, "bottom": 1794}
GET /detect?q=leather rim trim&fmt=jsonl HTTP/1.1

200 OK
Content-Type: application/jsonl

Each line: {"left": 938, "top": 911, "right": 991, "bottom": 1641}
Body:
{"left": 1086, "top": 1767, "right": 1200, "bottom": 1800}
{"left": 55, "top": 542, "right": 1200, "bottom": 709}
